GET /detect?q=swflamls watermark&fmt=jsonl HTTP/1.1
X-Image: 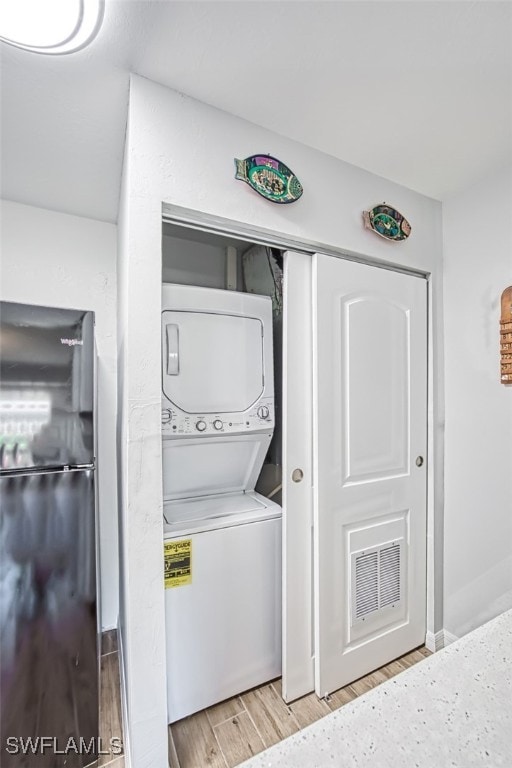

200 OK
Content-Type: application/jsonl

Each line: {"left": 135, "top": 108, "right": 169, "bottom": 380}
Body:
{"left": 4, "top": 736, "right": 123, "bottom": 756}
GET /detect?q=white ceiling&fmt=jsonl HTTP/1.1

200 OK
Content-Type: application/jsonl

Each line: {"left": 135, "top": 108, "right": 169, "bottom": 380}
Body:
{"left": 1, "top": 1, "right": 511, "bottom": 224}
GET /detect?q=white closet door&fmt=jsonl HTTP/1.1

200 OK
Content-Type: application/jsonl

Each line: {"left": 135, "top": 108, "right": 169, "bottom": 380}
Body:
{"left": 281, "top": 251, "right": 314, "bottom": 702}
{"left": 313, "top": 253, "right": 427, "bottom": 697}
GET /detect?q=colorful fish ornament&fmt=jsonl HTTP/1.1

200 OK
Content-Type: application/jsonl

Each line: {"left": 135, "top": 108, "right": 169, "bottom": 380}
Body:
{"left": 234, "top": 154, "right": 303, "bottom": 204}
{"left": 363, "top": 203, "right": 411, "bottom": 241}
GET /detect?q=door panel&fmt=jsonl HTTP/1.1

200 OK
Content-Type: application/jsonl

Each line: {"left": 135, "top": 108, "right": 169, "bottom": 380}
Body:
{"left": 0, "top": 468, "right": 98, "bottom": 764}
{"left": 344, "top": 297, "right": 409, "bottom": 483}
{"left": 0, "top": 301, "right": 95, "bottom": 469}
{"left": 281, "top": 251, "right": 314, "bottom": 702}
{"left": 313, "top": 254, "right": 427, "bottom": 697}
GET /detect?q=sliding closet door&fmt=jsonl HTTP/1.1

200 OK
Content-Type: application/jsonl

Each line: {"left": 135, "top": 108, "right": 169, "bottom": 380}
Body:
{"left": 281, "top": 251, "right": 314, "bottom": 702}
{"left": 313, "top": 254, "right": 427, "bottom": 697}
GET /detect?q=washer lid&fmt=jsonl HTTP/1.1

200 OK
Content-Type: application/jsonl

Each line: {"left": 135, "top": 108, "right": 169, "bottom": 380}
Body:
{"left": 163, "top": 491, "right": 281, "bottom": 536}
{"left": 164, "top": 491, "right": 265, "bottom": 524}
{"left": 162, "top": 310, "right": 264, "bottom": 414}
{"left": 162, "top": 433, "right": 272, "bottom": 502}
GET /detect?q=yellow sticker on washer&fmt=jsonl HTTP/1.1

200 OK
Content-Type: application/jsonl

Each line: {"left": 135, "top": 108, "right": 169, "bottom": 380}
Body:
{"left": 164, "top": 539, "right": 192, "bottom": 588}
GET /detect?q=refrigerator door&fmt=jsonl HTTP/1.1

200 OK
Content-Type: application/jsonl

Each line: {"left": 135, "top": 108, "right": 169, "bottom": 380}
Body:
{"left": 0, "top": 302, "right": 94, "bottom": 471}
{"left": 0, "top": 468, "right": 98, "bottom": 766}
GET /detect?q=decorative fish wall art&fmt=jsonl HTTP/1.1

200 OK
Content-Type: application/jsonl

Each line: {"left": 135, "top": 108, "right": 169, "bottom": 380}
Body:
{"left": 363, "top": 203, "right": 411, "bottom": 242}
{"left": 234, "top": 154, "right": 303, "bottom": 204}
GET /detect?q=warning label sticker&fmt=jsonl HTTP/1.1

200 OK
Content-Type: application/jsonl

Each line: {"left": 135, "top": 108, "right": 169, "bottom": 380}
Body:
{"left": 164, "top": 539, "right": 192, "bottom": 589}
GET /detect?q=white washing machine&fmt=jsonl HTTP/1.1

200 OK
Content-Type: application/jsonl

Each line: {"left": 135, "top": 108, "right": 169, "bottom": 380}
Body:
{"left": 161, "top": 284, "right": 282, "bottom": 723}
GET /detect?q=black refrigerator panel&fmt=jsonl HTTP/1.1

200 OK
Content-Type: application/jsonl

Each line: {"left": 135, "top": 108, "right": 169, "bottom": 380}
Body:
{"left": 0, "top": 302, "right": 95, "bottom": 470}
{"left": 0, "top": 468, "right": 98, "bottom": 766}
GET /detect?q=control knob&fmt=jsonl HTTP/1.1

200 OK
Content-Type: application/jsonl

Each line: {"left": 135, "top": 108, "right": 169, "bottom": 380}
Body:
{"left": 195, "top": 420, "right": 207, "bottom": 432}
{"left": 161, "top": 409, "right": 171, "bottom": 425}
{"left": 213, "top": 419, "right": 223, "bottom": 431}
{"left": 257, "top": 405, "right": 270, "bottom": 419}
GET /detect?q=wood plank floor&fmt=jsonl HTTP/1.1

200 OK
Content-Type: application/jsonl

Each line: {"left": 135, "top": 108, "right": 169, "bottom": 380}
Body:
{"left": 98, "top": 630, "right": 125, "bottom": 768}
{"left": 169, "top": 646, "right": 432, "bottom": 768}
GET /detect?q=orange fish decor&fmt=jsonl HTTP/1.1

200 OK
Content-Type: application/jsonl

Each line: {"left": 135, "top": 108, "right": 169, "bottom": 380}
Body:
{"left": 500, "top": 286, "right": 512, "bottom": 384}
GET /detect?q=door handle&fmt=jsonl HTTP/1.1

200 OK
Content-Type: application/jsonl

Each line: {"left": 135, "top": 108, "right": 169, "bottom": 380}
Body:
{"left": 166, "top": 324, "right": 179, "bottom": 375}
{"left": 292, "top": 468, "right": 304, "bottom": 483}
{"left": 415, "top": 456, "right": 424, "bottom": 467}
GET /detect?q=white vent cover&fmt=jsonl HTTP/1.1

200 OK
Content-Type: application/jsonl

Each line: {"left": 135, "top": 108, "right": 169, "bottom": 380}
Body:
{"left": 351, "top": 541, "right": 403, "bottom": 624}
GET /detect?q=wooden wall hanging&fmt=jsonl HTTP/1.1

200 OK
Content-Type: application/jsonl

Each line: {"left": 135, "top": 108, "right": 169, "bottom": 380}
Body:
{"left": 500, "top": 286, "right": 512, "bottom": 384}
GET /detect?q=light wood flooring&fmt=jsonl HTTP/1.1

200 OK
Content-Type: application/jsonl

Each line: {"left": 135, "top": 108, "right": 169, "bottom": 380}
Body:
{"left": 169, "top": 646, "right": 432, "bottom": 768}
{"left": 98, "top": 629, "right": 124, "bottom": 768}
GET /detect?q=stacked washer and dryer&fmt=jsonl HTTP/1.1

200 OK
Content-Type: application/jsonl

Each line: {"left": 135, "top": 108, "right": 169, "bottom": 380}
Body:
{"left": 161, "top": 283, "right": 282, "bottom": 723}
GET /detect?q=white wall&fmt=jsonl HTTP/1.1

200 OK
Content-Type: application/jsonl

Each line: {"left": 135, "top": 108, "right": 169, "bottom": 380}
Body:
{"left": 442, "top": 165, "right": 512, "bottom": 638}
{"left": 162, "top": 234, "right": 226, "bottom": 287}
{"left": 118, "top": 75, "right": 444, "bottom": 766}
{"left": 0, "top": 199, "right": 118, "bottom": 631}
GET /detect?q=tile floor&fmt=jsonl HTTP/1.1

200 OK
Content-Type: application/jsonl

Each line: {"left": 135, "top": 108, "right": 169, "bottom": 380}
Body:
{"left": 168, "top": 647, "right": 431, "bottom": 768}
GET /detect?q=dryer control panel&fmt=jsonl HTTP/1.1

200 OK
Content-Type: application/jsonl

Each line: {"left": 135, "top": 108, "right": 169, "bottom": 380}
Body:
{"left": 161, "top": 396, "right": 274, "bottom": 437}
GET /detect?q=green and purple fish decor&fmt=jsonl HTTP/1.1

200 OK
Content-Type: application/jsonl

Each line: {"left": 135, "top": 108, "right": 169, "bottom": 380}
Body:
{"left": 234, "top": 154, "right": 303, "bottom": 204}
{"left": 363, "top": 203, "right": 411, "bottom": 242}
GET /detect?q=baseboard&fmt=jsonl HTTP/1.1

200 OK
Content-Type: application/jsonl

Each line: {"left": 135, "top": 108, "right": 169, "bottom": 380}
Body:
{"left": 442, "top": 629, "right": 459, "bottom": 647}
{"left": 117, "top": 622, "right": 131, "bottom": 768}
{"left": 425, "top": 628, "right": 459, "bottom": 652}
{"left": 425, "top": 629, "right": 444, "bottom": 653}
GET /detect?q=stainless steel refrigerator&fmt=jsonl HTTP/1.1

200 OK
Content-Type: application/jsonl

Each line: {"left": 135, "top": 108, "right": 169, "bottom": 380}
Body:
{"left": 0, "top": 301, "right": 98, "bottom": 767}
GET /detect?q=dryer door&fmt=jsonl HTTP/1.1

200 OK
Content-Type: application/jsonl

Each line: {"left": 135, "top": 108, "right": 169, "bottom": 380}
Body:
{"left": 162, "top": 310, "right": 264, "bottom": 414}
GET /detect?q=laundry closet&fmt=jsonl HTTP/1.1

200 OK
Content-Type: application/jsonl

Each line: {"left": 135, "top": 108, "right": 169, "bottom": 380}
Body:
{"left": 160, "top": 219, "right": 428, "bottom": 728}
{"left": 161, "top": 224, "right": 287, "bottom": 723}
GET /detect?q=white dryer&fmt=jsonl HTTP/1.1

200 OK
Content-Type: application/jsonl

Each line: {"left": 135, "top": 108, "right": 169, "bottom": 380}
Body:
{"left": 161, "top": 284, "right": 282, "bottom": 724}
{"left": 161, "top": 283, "right": 275, "bottom": 438}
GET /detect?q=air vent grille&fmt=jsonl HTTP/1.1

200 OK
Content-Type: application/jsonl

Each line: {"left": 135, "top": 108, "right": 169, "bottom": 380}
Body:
{"left": 355, "top": 551, "right": 378, "bottom": 619}
{"left": 380, "top": 544, "right": 401, "bottom": 608}
{"left": 352, "top": 541, "right": 403, "bottom": 623}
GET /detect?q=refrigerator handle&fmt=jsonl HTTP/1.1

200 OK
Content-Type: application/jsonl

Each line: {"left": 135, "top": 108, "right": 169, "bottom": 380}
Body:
{"left": 166, "top": 324, "right": 179, "bottom": 375}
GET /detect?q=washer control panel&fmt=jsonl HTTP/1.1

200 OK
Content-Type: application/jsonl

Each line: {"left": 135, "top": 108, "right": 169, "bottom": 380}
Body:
{"left": 161, "top": 397, "right": 274, "bottom": 436}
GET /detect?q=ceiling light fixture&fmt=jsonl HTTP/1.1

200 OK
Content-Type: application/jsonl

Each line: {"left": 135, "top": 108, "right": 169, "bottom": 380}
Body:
{"left": 0, "top": 0, "right": 104, "bottom": 54}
